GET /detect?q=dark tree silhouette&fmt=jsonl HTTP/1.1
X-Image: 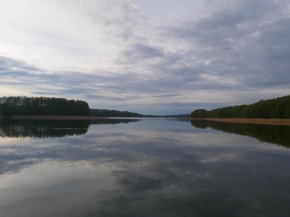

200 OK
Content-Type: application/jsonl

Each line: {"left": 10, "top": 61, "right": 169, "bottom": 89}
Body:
{"left": 191, "top": 95, "right": 290, "bottom": 119}
{"left": 90, "top": 109, "right": 143, "bottom": 117}
{"left": 0, "top": 96, "right": 90, "bottom": 116}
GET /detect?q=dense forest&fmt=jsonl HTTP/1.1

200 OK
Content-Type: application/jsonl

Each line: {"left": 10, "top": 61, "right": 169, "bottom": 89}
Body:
{"left": 0, "top": 96, "right": 151, "bottom": 117}
{"left": 0, "top": 96, "right": 90, "bottom": 116}
{"left": 191, "top": 120, "right": 290, "bottom": 148}
{"left": 90, "top": 109, "right": 143, "bottom": 117}
{"left": 191, "top": 95, "right": 290, "bottom": 119}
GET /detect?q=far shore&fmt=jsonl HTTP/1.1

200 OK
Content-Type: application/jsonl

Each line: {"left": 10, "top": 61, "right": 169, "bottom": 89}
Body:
{"left": 1, "top": 116, "right": 290, "bottom": 126}
{"left": 0, "top": 115, "right": 109, "bottom": 120}
{"left": 189, "top": 118, "right": 290, "bottom": 126}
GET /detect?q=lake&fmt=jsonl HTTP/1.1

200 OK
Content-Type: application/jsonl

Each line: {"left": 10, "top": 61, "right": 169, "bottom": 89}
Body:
{"left": 0, "top": 118, "right": 290, "bottom": 217}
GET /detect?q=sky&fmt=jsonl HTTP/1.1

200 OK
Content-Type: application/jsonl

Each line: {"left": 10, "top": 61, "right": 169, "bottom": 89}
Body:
{"left": 0, "top": 0, "right": 290, "bottom": 115}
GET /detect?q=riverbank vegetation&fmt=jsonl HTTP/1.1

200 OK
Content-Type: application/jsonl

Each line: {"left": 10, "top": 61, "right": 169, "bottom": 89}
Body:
{"left": 191, "top": 95, "right": 290, "bottom": 119}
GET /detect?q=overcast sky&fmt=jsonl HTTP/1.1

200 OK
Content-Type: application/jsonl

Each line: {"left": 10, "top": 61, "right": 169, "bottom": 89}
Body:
{"left": 1, "top": 0, "right": 290, "bottom": 114}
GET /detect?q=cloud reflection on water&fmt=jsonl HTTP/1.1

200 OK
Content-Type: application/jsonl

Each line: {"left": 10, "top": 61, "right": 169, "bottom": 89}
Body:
{"left": 0, "top": 119, "right": 290, "bottom": 217}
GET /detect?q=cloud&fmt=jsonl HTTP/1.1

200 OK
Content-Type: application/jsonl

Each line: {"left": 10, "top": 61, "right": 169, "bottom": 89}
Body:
{"left": 120, "top": 43, "right": 164, "bottom": 61}
{"left": 162, "top": 0, "right": 290, "bottom": 87}
{"left": 86, "top": 0, "right": 146, "bottom": 41}
{"left": 1, "top": 0, "right": 290, "bottom": 114}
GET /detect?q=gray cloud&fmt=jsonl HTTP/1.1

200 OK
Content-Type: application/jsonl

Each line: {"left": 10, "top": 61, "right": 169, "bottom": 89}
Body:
{"left": 160, "top": 0, "right": 290, "bottom": 88}
{"left": 87, "top": 0, "right": 146, "bottom": 41}
{"left": 1, "top": 0, "right": 290, "bottom": 114}
{"left": 120, "top": 43, "right": 164, "bottom": 61}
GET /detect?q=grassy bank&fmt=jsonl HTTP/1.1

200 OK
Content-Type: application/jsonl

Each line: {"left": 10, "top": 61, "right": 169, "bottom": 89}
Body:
{"left": 189, "top": 118, "right": 290, "bottom": 126}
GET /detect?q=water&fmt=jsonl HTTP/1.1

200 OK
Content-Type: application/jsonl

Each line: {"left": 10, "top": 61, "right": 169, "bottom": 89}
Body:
{"left": 0, "top": 118, "right": 290, "bottom": 217}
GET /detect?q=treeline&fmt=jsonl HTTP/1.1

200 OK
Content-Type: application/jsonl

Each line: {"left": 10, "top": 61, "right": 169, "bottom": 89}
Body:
{"left": 90, "top": 109, "right": 187, "bottom": 118}
{"left": 164, "top": 114, "right": 191, "bottom": 118}
{"left": 90, "top": 109, "right": 143, "bottom": 117}
{"left": 0, "top": 96, "right": 90, "bottom": 116}
{"left": 191, "top": 95, "right": 290, "bottom": 119}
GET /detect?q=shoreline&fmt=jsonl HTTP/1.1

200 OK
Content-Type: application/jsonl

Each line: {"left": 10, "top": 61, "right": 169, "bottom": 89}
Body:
{"left": 189, "top": 118, "right": 290, "bottom": 126}
{"left": 1, "top": 116, "right": 290, "bottom": 126}
{"left": 0, "top": 115, "right": 108, "bottom": 120}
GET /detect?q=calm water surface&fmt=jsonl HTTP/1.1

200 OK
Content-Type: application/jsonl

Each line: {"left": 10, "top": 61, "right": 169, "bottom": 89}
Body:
{"left": 0, "top": 118, "right": 290, "bottom": 217}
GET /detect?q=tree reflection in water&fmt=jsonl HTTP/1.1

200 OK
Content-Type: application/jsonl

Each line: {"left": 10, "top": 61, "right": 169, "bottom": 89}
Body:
{"left": 191, "top": 120, "right": 290, "bottom": 148}
{"left": 0, "top": 118, "right": 140, "bottom": 138}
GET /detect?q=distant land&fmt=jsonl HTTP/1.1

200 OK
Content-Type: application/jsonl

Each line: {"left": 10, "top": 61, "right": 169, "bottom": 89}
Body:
{"left": 0, "top": 96, "right": 190, "bottom": 118}
{"left": 191, "top": 94, "right": 290, "bottom": 119}
{"left": 1, "top": 95, "right": 289, "bottom": 120}
{"left": 91, "top": 109, "right": 146, "bottom": 117}
{"left": 91, "top": 109, "right": 190, "bottom": 118}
